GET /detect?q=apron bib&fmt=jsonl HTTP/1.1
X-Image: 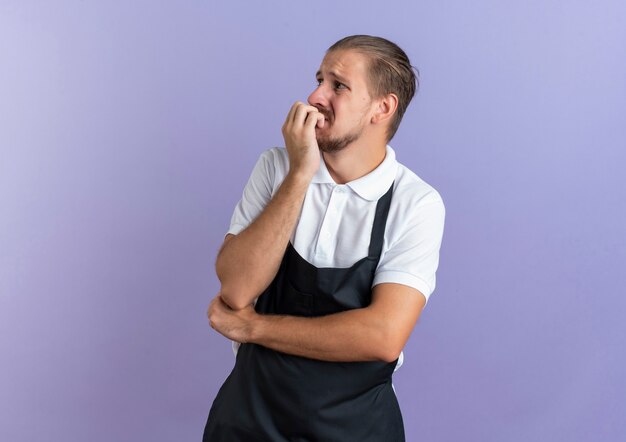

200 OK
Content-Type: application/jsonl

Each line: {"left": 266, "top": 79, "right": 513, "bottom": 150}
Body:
{"left": 204, "top": 183, "right": 404, "bottom": 442}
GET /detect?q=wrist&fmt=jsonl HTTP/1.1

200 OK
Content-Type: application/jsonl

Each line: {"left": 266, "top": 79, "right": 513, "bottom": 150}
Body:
{"left": 248, "top": 312, "right": 268, "bottom": 344}
{"left": 285, "top": 169, "right": 314, "bottom": 187}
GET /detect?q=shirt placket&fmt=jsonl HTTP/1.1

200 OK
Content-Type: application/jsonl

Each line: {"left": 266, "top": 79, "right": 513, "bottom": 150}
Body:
{"left": 315, "top": 185, "right": 348, "bottom": 262}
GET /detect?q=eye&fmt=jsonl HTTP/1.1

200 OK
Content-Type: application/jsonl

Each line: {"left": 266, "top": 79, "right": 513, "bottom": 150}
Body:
{"left": 316, "top": 78, "right": 347, "bottom": 90}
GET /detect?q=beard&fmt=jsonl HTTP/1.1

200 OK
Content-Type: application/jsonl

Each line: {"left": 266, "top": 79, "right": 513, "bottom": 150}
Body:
{"left": 316, "top": 124, "right": 364, "bottom": 153}
{"left": 317, "top": 131, "right": 360, "bottom": 153}
{"left": 313, "top": 105, "right": 367, "bottom": 153}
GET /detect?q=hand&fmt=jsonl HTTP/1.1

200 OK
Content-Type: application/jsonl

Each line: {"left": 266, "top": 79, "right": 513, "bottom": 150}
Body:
{"left": 281, "top": 101, "right": 325, "bottom": 180}
{"left": 207, "top": 294, "right": 258, "bottom": 343}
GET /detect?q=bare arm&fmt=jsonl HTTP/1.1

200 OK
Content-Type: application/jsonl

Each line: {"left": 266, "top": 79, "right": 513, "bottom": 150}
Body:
{"left": 217, "top": 102, "right": 325, "bottom": 310}
{"left": 208, "top": 283, "right": 426, "bottom": 363}
{"left": 216, "top": 173, "right": 311, "bottom": 310}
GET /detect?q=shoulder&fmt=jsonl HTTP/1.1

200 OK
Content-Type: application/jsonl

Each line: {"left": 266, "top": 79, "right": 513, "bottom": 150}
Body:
{"left": 257, "top": 147, "right": 289, "bottom": 172}
{"left": 248, "top": 147, "right": 290, "bottom": 192}
{"left": 391, "top": 162, "right": 445, "bottom": 215}
{"left": 375, "top": 161, "right": 446, "bottom": 301}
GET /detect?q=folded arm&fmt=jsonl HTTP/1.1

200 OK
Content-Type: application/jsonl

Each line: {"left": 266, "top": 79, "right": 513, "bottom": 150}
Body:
{"left": 208, "top": 282, "right": 426, "bottom": 363}
{"left": 216, "top": 172, "right": 310, "bottom": 310}
{"left": 217, "top": 102, "right": 324, "bottom": 310}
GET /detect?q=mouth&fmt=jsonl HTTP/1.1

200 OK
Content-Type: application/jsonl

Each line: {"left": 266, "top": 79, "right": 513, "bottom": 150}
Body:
{"left": 319, "top": 115, "right": 332, "bottom": 130}
{"left": 316, "top": 116, "right": 329, "bottom": 130}
{"left": 315, "top": 106, "right": 332, "bottom": 123}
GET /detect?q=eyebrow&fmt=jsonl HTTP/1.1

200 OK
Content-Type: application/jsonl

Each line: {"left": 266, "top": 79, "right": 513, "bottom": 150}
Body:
{"left": 316, "top": 70, "right": 350, "bottom": 84}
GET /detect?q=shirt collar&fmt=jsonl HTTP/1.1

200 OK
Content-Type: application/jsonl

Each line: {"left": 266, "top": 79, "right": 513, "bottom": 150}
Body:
{"left": 311, "top": 145, "right": 398, "bottom": 201}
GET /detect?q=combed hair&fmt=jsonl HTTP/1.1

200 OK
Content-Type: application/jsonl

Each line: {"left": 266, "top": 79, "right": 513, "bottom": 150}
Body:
{"left": 328, "top": 35, "right": 419, "bottom": 141}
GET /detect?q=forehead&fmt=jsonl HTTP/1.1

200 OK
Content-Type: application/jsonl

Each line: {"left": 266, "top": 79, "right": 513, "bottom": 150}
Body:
{"left": 317, "top": 49, "right": 370, "bottom": 82}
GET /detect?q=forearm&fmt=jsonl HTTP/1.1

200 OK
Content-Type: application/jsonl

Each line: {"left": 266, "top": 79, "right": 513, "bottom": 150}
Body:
{"left": 216, "top": 171, "right": 311, "bottom": 310}
{"left": 249, "top": 308, "right": 399, "bottom": 363}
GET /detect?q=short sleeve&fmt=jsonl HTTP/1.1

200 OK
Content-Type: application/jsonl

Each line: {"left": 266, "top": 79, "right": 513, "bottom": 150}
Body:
{"left": 227, "top": 150, "right": 277, "bottom": 236}
{"left": 373, "top": 195, "right": 446, "bottom": 304}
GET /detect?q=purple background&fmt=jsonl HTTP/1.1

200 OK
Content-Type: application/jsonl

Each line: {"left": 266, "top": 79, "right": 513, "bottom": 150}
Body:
{"left": 1, "top": 1, "right": 625, "bottom": 441}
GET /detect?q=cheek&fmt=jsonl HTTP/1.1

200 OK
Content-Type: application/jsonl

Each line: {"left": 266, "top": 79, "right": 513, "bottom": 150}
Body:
{"left": 326, "top": 99, "right": 336, "bottom": 115}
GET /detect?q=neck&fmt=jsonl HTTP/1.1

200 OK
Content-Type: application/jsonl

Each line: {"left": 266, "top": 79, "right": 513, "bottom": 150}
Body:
{"left": 322, "top": 140, "right": 387, "bottom": 184}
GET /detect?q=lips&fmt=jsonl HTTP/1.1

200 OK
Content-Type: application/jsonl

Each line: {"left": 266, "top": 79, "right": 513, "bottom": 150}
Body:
{"left": 314, "top": 106, "right": 331, "bottom": 123}
{"left": 318, "top": 112, "right": 331, "bottom": 125}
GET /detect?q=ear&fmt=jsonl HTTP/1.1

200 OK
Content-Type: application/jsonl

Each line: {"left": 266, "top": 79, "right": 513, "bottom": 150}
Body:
{"left": 371, "top": 93, "right": 398, "bottom": 126}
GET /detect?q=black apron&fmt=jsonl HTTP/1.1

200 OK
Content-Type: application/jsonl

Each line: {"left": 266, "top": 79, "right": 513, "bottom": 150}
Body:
{"left": 203, "top": 182, "right": 405, "bottom": 441}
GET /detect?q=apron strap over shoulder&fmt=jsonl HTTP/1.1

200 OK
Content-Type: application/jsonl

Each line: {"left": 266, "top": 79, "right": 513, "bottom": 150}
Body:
{"left": 368, "top": 181, "right": 394, "bottom": 259}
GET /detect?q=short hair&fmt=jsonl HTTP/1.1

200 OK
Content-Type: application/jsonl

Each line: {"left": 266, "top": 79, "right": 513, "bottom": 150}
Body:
{"left": 327, "top": 35, "right": 419, "bottom": 141}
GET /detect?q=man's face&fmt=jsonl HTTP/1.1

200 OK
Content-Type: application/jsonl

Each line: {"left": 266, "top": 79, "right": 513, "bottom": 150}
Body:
{"left": 307, "top": 49, "right": 375, "bottom": 153}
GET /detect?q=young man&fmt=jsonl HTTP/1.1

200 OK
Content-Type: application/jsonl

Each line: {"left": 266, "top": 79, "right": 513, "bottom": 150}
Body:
{"left": 204, "top": 35, "right": 446, "bottom": 441}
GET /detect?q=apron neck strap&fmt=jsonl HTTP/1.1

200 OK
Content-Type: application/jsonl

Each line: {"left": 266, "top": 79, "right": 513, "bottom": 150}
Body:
{"left": 368, "top": 181, "right": 394, "bottom": 259}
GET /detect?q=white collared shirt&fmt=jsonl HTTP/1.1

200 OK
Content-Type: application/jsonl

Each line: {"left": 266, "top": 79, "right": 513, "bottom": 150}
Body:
{"left": 227, "top": 145, "right": 446, "bottom": 370}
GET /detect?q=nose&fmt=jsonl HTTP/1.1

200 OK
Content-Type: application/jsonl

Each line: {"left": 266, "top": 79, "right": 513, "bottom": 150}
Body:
{"left": 307, "top": 83, "right": 329, "bottom": 109}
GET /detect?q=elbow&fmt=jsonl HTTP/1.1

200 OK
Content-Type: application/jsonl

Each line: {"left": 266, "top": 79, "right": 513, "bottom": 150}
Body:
{"left": 378, "top": 346, "right": 403, "bottom": 364}
{"left": 376, "top": 327, "right": 405, "bottom": 363}
{"left": 219, "top": 284, "right": 255, "bottom": 311}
